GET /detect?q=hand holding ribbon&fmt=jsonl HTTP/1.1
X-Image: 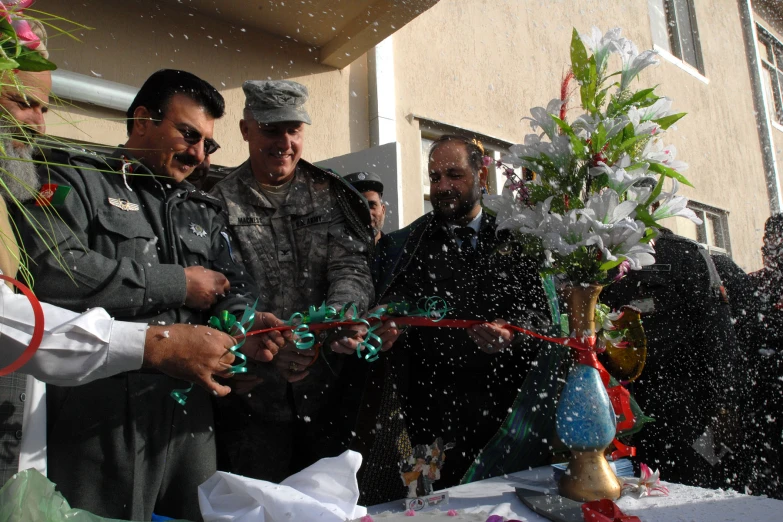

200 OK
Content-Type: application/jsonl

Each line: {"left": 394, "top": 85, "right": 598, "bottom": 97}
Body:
{"left": 170, "top": 301, "right": 258, "bottom": 405}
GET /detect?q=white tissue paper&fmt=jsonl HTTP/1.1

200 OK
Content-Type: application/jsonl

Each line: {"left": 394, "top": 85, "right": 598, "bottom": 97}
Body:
{"left": 198, "top": 450, "right": 368, "bottom": 522}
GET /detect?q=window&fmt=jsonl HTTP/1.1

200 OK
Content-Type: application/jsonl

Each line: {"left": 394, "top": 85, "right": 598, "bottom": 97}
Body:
{"left": 417, "top": 118, "right": 510, "bottom": 215}
{"left": 688, "top": 202, "right": 732, "bottom": 255}
{"left": 648, "top": 0, "right": 705, "bottom": 74}
{"left": 757, "top": 25, "right": 783, "bottom": 125}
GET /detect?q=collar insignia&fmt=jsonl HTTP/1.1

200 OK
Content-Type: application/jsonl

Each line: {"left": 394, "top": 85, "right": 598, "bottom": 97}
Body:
{"left": 108, "top": 197, "right": 139, "bottom": 211}
{"left": 190, "top": 222, "right": 208, "bottom": 238}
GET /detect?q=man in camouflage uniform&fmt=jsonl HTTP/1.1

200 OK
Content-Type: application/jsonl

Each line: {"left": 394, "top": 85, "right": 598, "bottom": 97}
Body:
{"left": 211, "top": 80, "right": 374, "bottom": 481}
{"left": 18, "top": 70, "right": 258, "bottom": 520}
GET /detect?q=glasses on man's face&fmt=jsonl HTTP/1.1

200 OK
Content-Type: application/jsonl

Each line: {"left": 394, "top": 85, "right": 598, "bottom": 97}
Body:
{"left": 162, "top": 117, "right": 221, "bottom": 155}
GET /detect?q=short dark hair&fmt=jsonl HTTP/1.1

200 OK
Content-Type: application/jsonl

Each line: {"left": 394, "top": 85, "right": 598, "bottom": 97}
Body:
{"left": 765, "top": 213, "right": 783, "bottom": 237}
{"left": 126, "top": 69, "right": 225, "bottom": 134}
{"left": 428, "top": 134, "right": 485, "bottom": 174}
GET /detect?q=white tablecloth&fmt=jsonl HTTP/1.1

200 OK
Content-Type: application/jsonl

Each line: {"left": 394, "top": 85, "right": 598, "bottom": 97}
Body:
{"left": 368, "top": 466, "right": 783, "bottom": 521}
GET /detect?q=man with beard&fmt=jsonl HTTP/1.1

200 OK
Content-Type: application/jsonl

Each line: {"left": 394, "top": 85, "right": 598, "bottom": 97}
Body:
{"left": 345, "top": 171, "right": 387, "bottom": 244}
{"left": 210, "top": 80, "right": 376, "bottom": 482}
{"left": 369, "top": 135, "right": 552, "bottom": 490}
{"left": 17, "top": 69, "right": 258, "bottom": 520}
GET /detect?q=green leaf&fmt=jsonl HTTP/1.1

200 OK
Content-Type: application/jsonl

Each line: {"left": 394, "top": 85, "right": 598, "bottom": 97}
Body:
{"left": 647, "top": 161, "right": 694, "bottom": 187}
{"left": 599, "top": 258, "right": 625, "bottom": 271}
{"left": 643, "top": 174, "right": 667, "bottom": 208}
{"left": 583, "top": 58, "right": 598, "bottom": 112}
{"left": 0, "top": 56, "right": 19, "bottom": 71}
{"left": 592, "top": 122, "right": 608, "bottom": 153}
{"left": 14, "top": 49, "right": 57, "bottom": 72}
{"left": 653, "top": 112, "right": 686, "bottom": 130}
{"left": 551, "top": 115, "right": 586, "bottom": 157}
{"left": 570, "top": 28, "right": 590, "bottom": 84}
{"left": 634, "top": 206, "right": 658, "bottom": 227}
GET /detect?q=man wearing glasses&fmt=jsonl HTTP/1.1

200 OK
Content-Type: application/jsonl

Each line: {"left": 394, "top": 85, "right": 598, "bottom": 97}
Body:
{"left": 17, "top": 69, "right": 258, "bottom": 520}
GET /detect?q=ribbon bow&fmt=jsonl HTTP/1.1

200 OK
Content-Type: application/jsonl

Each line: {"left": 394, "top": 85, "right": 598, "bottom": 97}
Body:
{"left": 170, "top": 300, "right": 257, "bottom": 406}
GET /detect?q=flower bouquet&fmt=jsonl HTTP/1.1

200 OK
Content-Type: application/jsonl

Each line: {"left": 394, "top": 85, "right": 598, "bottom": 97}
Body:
{"left": 483, "top": 27, "right": 702, "bottom": 501}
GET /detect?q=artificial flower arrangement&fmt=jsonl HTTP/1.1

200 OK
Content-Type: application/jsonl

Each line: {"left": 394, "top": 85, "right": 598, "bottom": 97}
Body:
{"left": 0, "top": 1, "right": 55, "bottom": 71}
{"left": 484, "top": 27, "right": 702, "bottom": 286}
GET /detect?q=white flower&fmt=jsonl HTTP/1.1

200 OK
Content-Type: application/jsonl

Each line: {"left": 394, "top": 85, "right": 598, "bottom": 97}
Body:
{"left": 483, "top": 186, "right": 523, "bottom": 223}
{"left": 627, "top": 98, "right": 675, "bottom": 136}
{"left": 496, "top": 196, "right": 554, "bottom": 236}
{"left": 541, "top": 211, "right": 597, "bottom": 256}
{"left": 525, "top": 99, "right": 565, "bottom": 139}
{"left": 572, "top": 114, "right": 628, "bottom": 141}
{"left": 587, "top": 218, "right": 656, "bottom": 269}
{"left": 590, "top": 155, "right": 655, "bottom": 194}
{"left": 579, "top": 27, "right": 624, "bottom": 73}
{"left": 643, "top": 140, "right": 689, "bottom": 172}
{"left": 652, "top": 179, "right": 703, "bottom": 224}
{"left": 505, "top": 134, "right": 574, "bottom": 172}
{"left": 582, "top": 189, "right": 639, "bottom": 225}
{"left": 618, "top": 38, "right": 659, "bottom": 91}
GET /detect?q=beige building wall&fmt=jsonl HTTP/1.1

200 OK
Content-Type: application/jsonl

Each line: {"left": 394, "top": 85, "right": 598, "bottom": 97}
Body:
{"left": 43, "top": 0, "right": 370, "bottom": 168}
{"left": 393, "top": 0, "right": 769, "bottom": 270}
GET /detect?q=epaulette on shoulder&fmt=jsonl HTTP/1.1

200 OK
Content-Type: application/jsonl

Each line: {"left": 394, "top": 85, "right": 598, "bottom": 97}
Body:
{"left": 187, "top": 188, "right": 226, "bottom": 211}
{"left": 39, "top": 147, "right": 123, "bottom": 174}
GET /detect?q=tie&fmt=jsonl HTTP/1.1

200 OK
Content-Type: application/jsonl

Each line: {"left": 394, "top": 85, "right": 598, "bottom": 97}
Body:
{"left": 454, "top": 226, "right": 476, "bottom": 252}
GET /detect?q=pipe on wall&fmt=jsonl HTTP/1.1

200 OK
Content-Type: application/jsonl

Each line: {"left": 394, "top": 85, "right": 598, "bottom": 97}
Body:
{"left": 51, "top": 70, "right": 138, "bottom": 113}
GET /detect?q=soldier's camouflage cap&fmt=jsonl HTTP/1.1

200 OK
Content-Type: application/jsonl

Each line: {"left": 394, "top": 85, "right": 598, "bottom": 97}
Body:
{"left": 243, "top": 80, "right": 312, "bottom": 125}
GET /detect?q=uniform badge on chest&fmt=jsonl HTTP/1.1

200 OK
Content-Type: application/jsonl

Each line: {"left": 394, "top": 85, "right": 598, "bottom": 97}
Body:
{"left": 189, "top": 222, "right": 208, "bottom": 238}
{"left": 108, "top": 197, "right": 139, "bottom": 211}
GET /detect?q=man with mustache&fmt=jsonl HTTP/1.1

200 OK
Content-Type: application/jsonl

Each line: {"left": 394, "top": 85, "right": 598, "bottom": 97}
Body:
{"left": 210, "top": 80, "right": 376, "bottom": 481}
{"left": 17, "top": 69, "right": 258, "bottom": 520}
{"left": 367, "top": 135, "right": 553, "bottom": 493}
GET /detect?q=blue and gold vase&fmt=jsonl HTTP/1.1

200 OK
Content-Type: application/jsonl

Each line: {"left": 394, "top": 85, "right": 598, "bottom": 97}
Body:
{"left": 555, "top": 284, "right": 621, "bottom": 501}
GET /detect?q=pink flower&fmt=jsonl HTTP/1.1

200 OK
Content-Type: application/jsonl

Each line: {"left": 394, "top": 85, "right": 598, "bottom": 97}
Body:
{"left": 447, "top": 510, "right": 459, "bottom": 516}
{"left": 360, "top": 516, "right": 374, "bottom": 522}
{"left": 0, "top": 1, "right": 39, "bottom": 49}
{"left": 622, "top": 462, "right": 670, "bottom": 497}
{"left": 404, "top": 510, "right": 416, "bottom": 517}
{"left": 11, "top": 19, "right": 40, "bottom": 50}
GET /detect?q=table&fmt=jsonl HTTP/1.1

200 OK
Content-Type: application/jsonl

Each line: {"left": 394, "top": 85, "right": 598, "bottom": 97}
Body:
{"left": 368, "top": 466, "right": 783, "bottom": 521}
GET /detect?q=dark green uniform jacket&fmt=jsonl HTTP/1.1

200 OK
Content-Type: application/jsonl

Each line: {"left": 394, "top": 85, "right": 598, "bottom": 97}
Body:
{"left": 16, "top": 147, "right": 257, "bottom": 521}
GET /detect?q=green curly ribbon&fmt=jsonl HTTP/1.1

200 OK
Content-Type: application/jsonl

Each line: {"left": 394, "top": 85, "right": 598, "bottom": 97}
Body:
{"left": 285, "top": 302, "right": 359, "bottom": 350}
{"left": 355, "top": 297, "right": 451, "bottom": 362}
{"left": 170, "top": 300, "right": 258, "bottom": 405}
{"left": 170, "top": 384, "right": 193, "bottom": 406}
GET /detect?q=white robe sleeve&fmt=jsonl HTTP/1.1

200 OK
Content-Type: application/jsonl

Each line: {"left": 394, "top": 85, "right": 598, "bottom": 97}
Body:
{"left": 0, "top": 279, "right": 146, "bottom": 386}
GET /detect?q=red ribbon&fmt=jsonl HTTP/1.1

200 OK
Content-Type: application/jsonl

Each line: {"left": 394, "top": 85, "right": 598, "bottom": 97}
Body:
{"left": 0, "top": 275, "right": 44, "bottom": 376}
{"left": 582, "top": 499, "right": 640, "bottom": 522}
{"left": 245, "top": 314, "right": 636, "bottom": 457}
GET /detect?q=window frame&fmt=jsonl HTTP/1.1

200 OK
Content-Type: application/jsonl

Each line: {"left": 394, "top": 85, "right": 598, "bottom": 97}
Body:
{"left": 687, "top": 201, "right": 732, "bottom": 256}
{"left": 757, "top": 24, "right": 783, "bottom": 126}
{"left": 663, "top": 0, "right": 706, "bottom": 75}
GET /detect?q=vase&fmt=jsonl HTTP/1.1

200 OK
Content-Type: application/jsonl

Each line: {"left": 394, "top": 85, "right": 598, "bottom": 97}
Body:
{"left": 555, "top": 284, "right": 621, "bottom": 501}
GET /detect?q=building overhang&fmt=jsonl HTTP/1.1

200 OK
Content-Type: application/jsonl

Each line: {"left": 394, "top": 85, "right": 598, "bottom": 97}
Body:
{"left": 161, "top": 0, "right": 440, "bottom": 68}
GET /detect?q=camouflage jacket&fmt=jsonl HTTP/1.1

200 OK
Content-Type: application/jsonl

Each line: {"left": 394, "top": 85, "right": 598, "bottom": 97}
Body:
{"left": 210, "top": 159, "right": 374, "bottom": 421}
{"left": 211, "top": 159, "right": 374, "bottom": 318}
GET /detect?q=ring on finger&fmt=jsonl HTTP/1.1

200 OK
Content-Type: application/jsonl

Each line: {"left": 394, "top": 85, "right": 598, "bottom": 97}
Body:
{"left": 289, "top": 362, "right": 299, "bottom": 372}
